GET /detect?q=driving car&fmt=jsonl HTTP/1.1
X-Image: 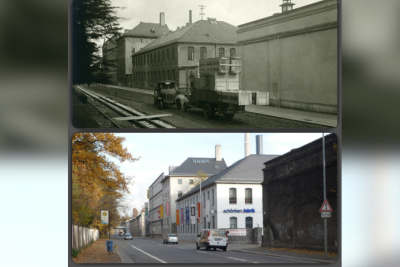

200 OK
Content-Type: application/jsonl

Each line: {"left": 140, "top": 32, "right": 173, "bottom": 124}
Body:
{"left": 124, "top": 233, "right": 133, "bottom": 240}
{"left": 163, "top": 234, "right": 178, "bottom": 244}
{"left": 196, "top": 229, "right": 229, "bottom": 251}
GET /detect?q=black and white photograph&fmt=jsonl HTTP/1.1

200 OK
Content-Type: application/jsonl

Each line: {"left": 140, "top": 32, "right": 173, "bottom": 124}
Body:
{"left": 72, "top": 0, "right": 338, "bottom": 129}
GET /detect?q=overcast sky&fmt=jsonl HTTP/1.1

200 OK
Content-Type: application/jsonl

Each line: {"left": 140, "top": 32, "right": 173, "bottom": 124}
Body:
{"left": 115, "top": 133, "right": 326, "bottom": 217}
{"left": 112, "top": 0, "right": 322, "bottom": 32}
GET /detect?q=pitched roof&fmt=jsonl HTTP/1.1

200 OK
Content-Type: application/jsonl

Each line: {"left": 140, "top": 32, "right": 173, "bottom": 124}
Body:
{"left": 134, "top": 20, "right": 238, "bottom": 55}
{"left": 169, "top": 157, "right": 228, "bottom": 177}
{"left": 122, "top": 22, "right": 170, "bottom": 38}
{"left": 176, "top": 154, "right": 279, "bottom": 201}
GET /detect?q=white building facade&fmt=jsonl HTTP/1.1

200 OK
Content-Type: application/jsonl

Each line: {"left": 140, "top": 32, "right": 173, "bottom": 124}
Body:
{"left": 176, "top": 154, "right": 278, "bottom": 241}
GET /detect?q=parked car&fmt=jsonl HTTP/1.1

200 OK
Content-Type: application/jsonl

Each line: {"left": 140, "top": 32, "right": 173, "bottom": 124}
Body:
{"left": 163, "top": 234, "right": 178, "bottom": 244}
{"left": 196, "top": 229, "right": 229, "bottom": 251}
{"left": 124, "top": 233, "right": 133, "bottom": 240}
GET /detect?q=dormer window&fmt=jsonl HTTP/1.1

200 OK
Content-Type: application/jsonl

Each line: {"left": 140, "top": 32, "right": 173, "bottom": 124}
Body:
{"left": 150, "top": 28, "right": 155, "bottom": 34}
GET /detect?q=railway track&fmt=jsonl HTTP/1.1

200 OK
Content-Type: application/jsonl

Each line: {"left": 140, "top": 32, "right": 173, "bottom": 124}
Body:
{"left": 74, "top": 85, "right": 176, "bottom": 129}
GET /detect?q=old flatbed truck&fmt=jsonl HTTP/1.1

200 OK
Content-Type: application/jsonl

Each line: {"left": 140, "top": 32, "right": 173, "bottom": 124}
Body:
{"left": 182, "top": 57, "right": 269, "bottom": 119}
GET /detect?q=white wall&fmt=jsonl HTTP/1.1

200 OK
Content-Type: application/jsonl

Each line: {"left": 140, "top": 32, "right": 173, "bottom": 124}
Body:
{"left": 216, "top": 184, "right": 263, "bottom": 229}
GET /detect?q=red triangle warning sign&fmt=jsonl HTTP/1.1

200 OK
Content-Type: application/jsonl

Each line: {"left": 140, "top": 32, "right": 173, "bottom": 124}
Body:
{"left": 319, "top": 199, "right": 333, "bottom": 212}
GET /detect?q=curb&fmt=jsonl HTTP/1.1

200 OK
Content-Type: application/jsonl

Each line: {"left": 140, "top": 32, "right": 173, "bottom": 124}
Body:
{"left": 115, "top": 246, "right": 124, "bottom": 263}
{"left": 232, "top": 249, "right": 337, "bottom": 263}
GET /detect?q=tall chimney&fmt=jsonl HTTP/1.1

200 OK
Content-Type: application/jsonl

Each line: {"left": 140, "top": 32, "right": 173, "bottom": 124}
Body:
{"left": 215, "top": 144, "right": 222, "bottom": 161}
{"left": 160, "top": 12, "right": 165, "bottom": 26}
{"left": 189, "top": 10, "right": 192, "bottom": 24}
{"left": 245, "top": 133, "right": 251, "bottom": 157}
{"left": 256, "top": 135, "right": 263, "bottom": 155}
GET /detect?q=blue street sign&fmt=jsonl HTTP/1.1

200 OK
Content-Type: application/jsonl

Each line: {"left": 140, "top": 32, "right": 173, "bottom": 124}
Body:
{"left": 185, "top": 207, "right": 189, "bottom": 225}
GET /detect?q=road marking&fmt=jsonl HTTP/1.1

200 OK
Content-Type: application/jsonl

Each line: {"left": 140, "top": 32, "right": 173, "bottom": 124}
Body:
{"left": 228, "top": 257, "right": 247, "bottom": 262}
{"left": 179, "top": 248, "right": 185, "bottom": 249}
{"left": 127, "top": 244, "right": 167, "bottom": 263}
{"left": 197, "top": 251, "right": 207, "bottom": 253}
{"left": 254, "top": 262, "right": 258, "bottom": 264}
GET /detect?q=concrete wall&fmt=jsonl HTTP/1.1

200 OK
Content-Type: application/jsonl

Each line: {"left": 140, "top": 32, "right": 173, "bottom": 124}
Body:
{"left": 72, "top": 225, "right": 99, "bottom": 250}
{"left": 237, "top": 0, "right": 337, "bottom": 114}
{"left": 262, "top": 134, "right": 337, "bottom": 251}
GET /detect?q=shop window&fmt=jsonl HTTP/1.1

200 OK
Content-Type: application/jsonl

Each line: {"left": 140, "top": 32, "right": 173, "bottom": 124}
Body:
{"left": 230, "top": 217, "right": 237, "bottom": 229}
{"left": 229, "top": 188, "right": 237, "bottom": 204}
{"left": 219, "top": 47, "right": 225, "bottom": 57}
{"left": 200, "top": 47, "right": 207, "bottom": 59}
{"left": 178, "top": 179, "right": 182, "bottom": 184}
{"left": 245, "top": 188, "right": 252, "bottom": 204}
{"left": 245, "top": 217, "right": 253, "bottom": 229}
{"left": 188, "top": 47, "right": 194, "bottom": 60}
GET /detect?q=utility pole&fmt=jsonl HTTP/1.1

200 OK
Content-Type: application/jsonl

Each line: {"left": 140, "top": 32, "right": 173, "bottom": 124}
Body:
{"left": 199, "top": 5, "right": 206, "bottom": 20}
{"left": 322, "top": 133, "right": 328, "bottom": 258}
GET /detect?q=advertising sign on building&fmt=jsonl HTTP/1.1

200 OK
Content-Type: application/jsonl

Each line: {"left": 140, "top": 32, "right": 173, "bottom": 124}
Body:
{"left": 160, "top": 205, "right": 163, "bottom": 218}
{"left": 190, "top": 204, "right": 196, "bottom": 224}
{"left": 180, "top": 208, "right": 184, "bottom": 225}
{"left": 227, "top": 229, "right": 247, "bottom": 236}
{"left": 166, "top": 202, "right": 170, "bottom": 216}
{"left": 101, "top": 211, "right": 108, "bottom": 224}
{"left": 185, "top": 206, "right": 189, "bottom": 225}
{"left": 176, "top": 209, "right": 180, "bottom": 225}
{"left": 158, "top": 207, "right": 161, "bottom": 219}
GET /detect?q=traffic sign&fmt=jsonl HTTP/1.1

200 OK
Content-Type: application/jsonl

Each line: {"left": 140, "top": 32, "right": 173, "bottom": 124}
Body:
{"left": 321, "top": 212, "right": 331, "bottom": 218}
{"left": 319, "top": 199, "right": 333, "bottom": 212}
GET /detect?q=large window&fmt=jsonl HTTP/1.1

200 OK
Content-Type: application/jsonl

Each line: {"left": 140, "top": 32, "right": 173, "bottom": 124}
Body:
{"left": 219, "top": 47, "right": 225, "bottom": 57}
{"left": 230, "top": 48, "right": 236, "bottom": 58}
{"left": 172, "top": 69, "right": 175, "bottom": 81}
{"left": 229, "top": 188, "right": 237, "bottom": 204}
{"left": 167, "top": 49, "right": 169, "bottom": 61}
{"left": 189, "top": 179, "right": 193, "bottom": 185}
{"left": 200, "top": 47, "right": 207, "bottom": 59}
{"left": 212, "top": 216, "right": 215, "bottom": 229}
{"left": 246, "top": 217, "right": 253, "bottom": 229}
{"left": 158, "top": 51, "right": 160, "bottom": 63}
{"left": 188, "top": 47, "right": 194, "bottom": 60}
{"left": 172, "top": 48, "right": 175, "bottom": 61}
{"left": 178, "top": 179, "right": 182, "bottom": 184}
{"left": 178, "top": 191, "right": 183, "bottom": 197}
{"left": 162, "top": 50, "right": 165, "bottom": 62}
{"left": 245, "top": 188, "right": 252, "bottom": 204}
{"left": 230, "top": 217, "right": 237, "bottom": 229}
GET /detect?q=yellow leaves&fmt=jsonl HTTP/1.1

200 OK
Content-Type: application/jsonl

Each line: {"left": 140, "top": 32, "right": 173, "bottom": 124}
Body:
{"left": 72, "top": 133, "right": 139, "bottom": 226}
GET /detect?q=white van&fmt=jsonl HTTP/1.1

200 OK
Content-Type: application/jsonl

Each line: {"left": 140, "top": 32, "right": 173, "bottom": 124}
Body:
{"left": 196, "top": 229, "right": 229, "bottom": 251}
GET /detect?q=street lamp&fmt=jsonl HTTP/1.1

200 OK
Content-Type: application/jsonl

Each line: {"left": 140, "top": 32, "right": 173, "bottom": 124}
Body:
{"left": 194, "top": 178, "right": 202, "bottom": 230}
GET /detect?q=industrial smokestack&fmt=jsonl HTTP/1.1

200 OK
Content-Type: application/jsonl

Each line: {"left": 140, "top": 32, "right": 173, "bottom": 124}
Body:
{"left": 245, "top": 133, "right": 250, "bottom": 157}
{"left": 189, "top": 10, "right": 192, "bottom": 24}
{"left": 256, "top": 135, "right": 263, "bottom": 155}
{"left": 215, "top": 144, "right": 222, "bottom": 161}
{"left": 160, "top": 12, "right": 165, "bottom": 26}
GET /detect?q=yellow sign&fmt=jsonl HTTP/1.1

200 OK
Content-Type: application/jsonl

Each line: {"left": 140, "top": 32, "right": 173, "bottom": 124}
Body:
{"left": 160, "top": 205, "right": 163, "bottom": 218}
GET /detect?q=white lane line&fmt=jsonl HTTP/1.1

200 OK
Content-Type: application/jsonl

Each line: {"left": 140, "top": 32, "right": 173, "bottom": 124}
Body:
{"left": 197, "top": 251, "right": 207, "bottom": 253}
{"left": 254, "top": 262, "right": 258, "bottom": 264}
{"left": 228, "top": 257, "right": 247, "bottom": 262}
{"left": 179, "top": 248, "right": 185, "bottom": 249}
{"left": 127, "top": 243, "right": 167, "bottom": 263}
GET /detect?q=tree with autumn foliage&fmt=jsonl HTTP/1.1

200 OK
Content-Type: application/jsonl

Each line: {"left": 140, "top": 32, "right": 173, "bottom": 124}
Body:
{"left": 72, "top": 133, "right": 139, "bottom": 229}
{"left": 132, "top": 208, "right": 139, "bottom": 218}
{"left": 192, "top": 170, "right": 208, "bottom": 187}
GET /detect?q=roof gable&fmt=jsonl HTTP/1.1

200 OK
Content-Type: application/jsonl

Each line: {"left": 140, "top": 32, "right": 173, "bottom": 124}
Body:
{"left": 170, "top": 157, "right": 228, "bottom": 176}
{"left": 134, "top": 20, "right": 238, "bottom": 55}
{"left": 176, "top": 154, "right": 280, "bottom": 201}
{"left": 123, "top": 22, "right": 170, "bottom": 38}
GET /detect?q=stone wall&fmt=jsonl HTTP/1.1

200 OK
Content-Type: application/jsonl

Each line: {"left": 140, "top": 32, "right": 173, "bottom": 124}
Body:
{"left": 262, "top": 134, "right": 337, "bottom": 251}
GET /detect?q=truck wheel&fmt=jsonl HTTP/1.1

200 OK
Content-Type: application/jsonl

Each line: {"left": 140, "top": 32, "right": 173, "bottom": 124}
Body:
{"left": 176, "top": 100, "right": 182, "bottom": 110}
{"left": 203, "top": 104, "right": 215, "bottom": 119}
{"left": 223, "top": 113, "right": 235, "bottom": 118}
{"left": 157, "top": 100, "right": 164, "bottom": 110}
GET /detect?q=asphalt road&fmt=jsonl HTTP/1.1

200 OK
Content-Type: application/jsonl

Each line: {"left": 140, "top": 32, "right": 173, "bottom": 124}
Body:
{"left": 111, "top": 236, "right": 315, "bottom": 264}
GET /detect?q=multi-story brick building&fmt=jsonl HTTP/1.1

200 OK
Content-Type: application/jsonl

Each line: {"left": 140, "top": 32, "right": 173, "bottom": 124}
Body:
{"left": 131, "top": 17, "right": 238, "bottom": 89}
{"left": 116, "top": 13, "right": 169, "bottom": 86}
{"left": 102, "top": 35, "right": 118, "bottom": 85}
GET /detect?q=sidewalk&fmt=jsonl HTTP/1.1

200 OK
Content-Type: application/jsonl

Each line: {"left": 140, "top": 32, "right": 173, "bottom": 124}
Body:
{"left": 97, "top": 84, "right": 337, "bottom": 127}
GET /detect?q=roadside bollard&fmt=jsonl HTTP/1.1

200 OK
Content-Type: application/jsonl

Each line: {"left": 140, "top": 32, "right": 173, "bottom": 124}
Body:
{"left": 106, "top": 240, "right": 113, "bottom": 254}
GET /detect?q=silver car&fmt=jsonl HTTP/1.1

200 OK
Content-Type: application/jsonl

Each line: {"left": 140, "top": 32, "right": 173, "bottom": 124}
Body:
{"left": 124, "top": 233, "right": 133, "bottom": 240}
{"left": 163, "top": 234, "right": 178, "bottom": 244}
